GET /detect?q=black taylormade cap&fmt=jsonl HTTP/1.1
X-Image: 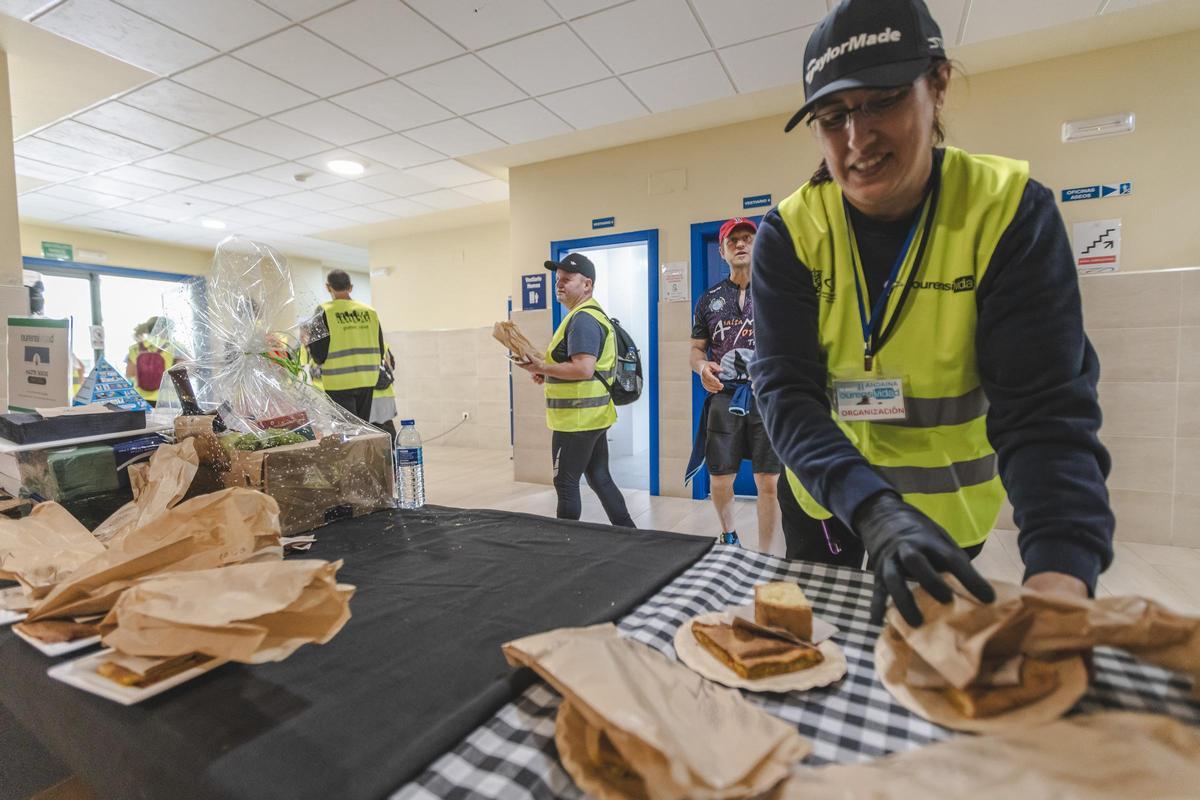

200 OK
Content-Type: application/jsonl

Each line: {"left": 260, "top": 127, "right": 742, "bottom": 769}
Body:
{"left": 544, "top": 252, "right": 596, "bottom": 281}
{"left": 784, "top": 0, "right": 945, "bottom": 132}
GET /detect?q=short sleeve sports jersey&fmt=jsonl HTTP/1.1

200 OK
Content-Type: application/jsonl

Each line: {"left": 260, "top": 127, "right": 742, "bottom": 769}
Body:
{"left": 691, "top": 279, "right": 756, "bottom": 381}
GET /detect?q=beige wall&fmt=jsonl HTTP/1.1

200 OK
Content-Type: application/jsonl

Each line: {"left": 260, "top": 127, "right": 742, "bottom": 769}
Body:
{"left": 20, "top": 222, "right": 211, "bottom": 276}
{"left": 509, "top": 30, "right": 1200, "bottom": 498}
{"left": 369, "top": 221, "right": 510, "bottom": 333}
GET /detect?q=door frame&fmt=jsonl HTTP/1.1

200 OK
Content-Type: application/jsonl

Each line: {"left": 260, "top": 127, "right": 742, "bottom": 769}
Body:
{"left": 549, "top": 229, "right": 660, "bottom": 496}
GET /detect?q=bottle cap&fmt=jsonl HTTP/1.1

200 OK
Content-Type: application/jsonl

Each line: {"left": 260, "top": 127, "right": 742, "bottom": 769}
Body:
{"left": 400, "top": 419, "right": 415, "bottom": 426}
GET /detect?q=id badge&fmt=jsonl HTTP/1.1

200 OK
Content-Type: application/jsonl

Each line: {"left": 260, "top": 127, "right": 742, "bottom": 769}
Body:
{"left": 833, "top": 377, "right": 906, "bottom": 422}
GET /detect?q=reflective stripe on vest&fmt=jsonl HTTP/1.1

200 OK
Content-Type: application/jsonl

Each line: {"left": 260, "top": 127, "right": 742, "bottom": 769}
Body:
{"left": 544, "top": 299, "right": 617, "bottom": 432}
{"left": 778, "top": 147, "right": 1028, "bottom": 547}
{"left": 319, "top": 299, "right": 381, "bottom": 391}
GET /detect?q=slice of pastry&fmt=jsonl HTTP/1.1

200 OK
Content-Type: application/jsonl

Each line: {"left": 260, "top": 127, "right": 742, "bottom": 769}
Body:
{"left": 942, "top": 658, "right": 1061, "bottom": 718}
{"left": 755, "top": 582, "right": 813, "bottom": 642}
{"left": 692, "top": 621, "right": 823, "bottom": 680}
{"left": 14, "top": 619, "right": 98, "bottom": 644}
{"left": 96, "top": 653, "right": 212, "bottom": 688}
{"left": 583, "top": 724, "right": 646, "bottom": 797}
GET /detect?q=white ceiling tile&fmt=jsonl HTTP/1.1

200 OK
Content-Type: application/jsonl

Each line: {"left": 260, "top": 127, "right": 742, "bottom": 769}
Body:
{"left": 116, "top": 0, "right": 290, "bottom": 50}
{"left": 278, "top": 190, "right": 354, "bottom": 212}
{"left": 273, "top": 101, "right": 389, "bottom": 146}
{"left": 175, "top": 57, "right": 317, "bottom": 115}
{"left": 100, "top": 164, "right": 197, "bottom": 191}
{"left": 467, "top": 99, "right": 571, "bottom": 145}
{"left": 69, "top": 209, "right": 164, "bottom": 232}
{"left": 254, "top": 161, "right": 346, "bottom": 189}
{"left": 330, "top": 80, "right": 453, "bottom": 131}
{"left": 327, "top": 205, "right": 395, "bottom": 225}
{"left": 121, "top": 81, "right": 256, "bottom": 133}
{"left": 408, "top": 188, "right": 479, "bottom": 210}
{"left": 349, "top": 134, "right": 443, "bottom": 169}
{"left": 211, "top": 174, "right": 297, "bottom": 197}
{"left": 70, "top": 175, "right": 159, "bottom": 200}
{"left": 296, "top": 212, "right": 359, "bottom": 230}
{"left": 255, "top": 0, "right": 342, "bottom": 21}
{"left": 402, "top": 118, "right": 504, "bottom": 158}
{"left": 456, "top": 179, "right": 509, "bottom": 203}
{"left": 14, "top": 137, "right": 122, "bottom": 173}
{"left": 75, "top": 102, "right": 205, "bottom": 150}
{"left": 370, "top": 197, "right": 432, "bottom": 217}
{"left": 264, "top": 218, "right": 326, "bottom": 235}
{"left": 719, "top": 27, "right": 809, "bottom": 93}
{"left": 13, "top": 156, "right": 83, "bottom": 183}
{"left": 306, "top": 0, "right": 464, "bottom": 75}
{"left": 315, "top": 182, "right": 393, "bottom": 205}
{"left": 209, "top": 205, "right": 282, "bottom": 226}
{"left": 121, "top": 194, "right": 223, "bottom": 222}
{"left": 539, "top": 78, "right": 647, "bottom": 128}
{"left": 545, "top": 0, "right": 625, "bottom": 19}
{"left": 689, "top": 0, "right": 825, "bottom": 48}
{"left": 243, "top": 197, "right": 316, "bottom": 217}
{"left": 35, "top": 0, "right": 216, "bottom": 75}
{"left": 18, "top": 193, "right": 101, "bottom": 221}
{"left": 358, "top": 170, "right": 439, "bottom": 196}
{"left": 16, "top": 176, "right": 50, "bottom": 194}
{"left": 571, "top": 0, "right": 709, "bottom": 74}
{"left": 138, "top": 153, "right": 240, "bottom": 181}
{"left": 236, "top": 26, "right": 384, "bottom": 96}
{"left": 403, "top": 159, "right": 493, "bottom": 188}
{"left": 221, "top": 120, "right": 332, "bottom": 160}
{"left": 961, "top": 0, "right": 1099, "bottom": 45}
{"left": 40, "top": 183, "right": 129, "bottom": 208}
{"left": 399, "top": 55, "right": 525, "bottom": 115}
{"left": 925, "top": 0, "right": 968, "bottom": 45}
{"left": 179, "top": 183, "right": 260, "bottom": 205}
{"left": 176, "top": 138, "right": 281, "bottom": 171}
{"left": 0, "top": 1, "right": 55, "bottom": 20}
{"left": 407, "top": 0, "right": 560, "bottom": 49}
{"left": 624, "top": 52, "right": 733, "bottom": 112}
{"left": 37, "top": 120, "right": 159, "bottom": 162}
{"left": 478, "top": 25, "right": 610, "bottom": 96}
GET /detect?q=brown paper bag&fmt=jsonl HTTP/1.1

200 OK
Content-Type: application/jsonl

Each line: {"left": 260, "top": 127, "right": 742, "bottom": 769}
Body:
{"left": 503, "top": 624, "right": 809, "bottom": 800}
{"left": 92, "top": 438, "right": 200, "bottom": 545}
{"left": 26, "top": 488, "right": 281, "bottom": 623}
{"left": 492, "top": 320, "right": 539, "bottom": 363}
{"left": 99, "top": 559, "right": 354, "bottom": 663}
{"left": 774, "top": 711, "right": 1200, "bottom": 799}
{"left": 0, "top": 502, "right": 105, "bottom": 597}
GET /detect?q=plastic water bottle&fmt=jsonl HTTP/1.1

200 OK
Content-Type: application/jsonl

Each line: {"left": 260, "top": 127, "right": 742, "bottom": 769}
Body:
{"left": 394, "top": 419, "right": 425, "bottom": 509}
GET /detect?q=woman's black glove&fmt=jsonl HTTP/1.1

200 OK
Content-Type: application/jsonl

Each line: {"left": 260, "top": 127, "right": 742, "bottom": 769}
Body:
{"left": 854, "top": 491, "right": 996, "bottom": 626}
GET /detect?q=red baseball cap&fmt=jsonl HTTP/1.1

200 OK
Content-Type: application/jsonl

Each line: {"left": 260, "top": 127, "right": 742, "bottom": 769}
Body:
{"left": 719, "top": 217, "right": 757, "bottom": 244}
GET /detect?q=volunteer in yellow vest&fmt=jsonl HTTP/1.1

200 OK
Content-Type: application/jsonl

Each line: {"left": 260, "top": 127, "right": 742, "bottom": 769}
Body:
{"left": 518, "top": 253, "right": 636, "bottom": 528}
{"left": 124, "top": 316, "right": 174, "bottom": 407}
{"left": 752, "top": 0, "right": 1113, "bottom": 626}
{"left": 307, "top": 269, "right": 385, "bottom": 423}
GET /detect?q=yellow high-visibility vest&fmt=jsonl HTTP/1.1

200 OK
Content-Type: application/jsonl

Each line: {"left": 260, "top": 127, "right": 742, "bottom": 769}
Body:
{"left": 777, "top": 147, "right": 1028, "bottom": 547}
{"left": 544, "top": 299, "right": 617, "bottom": 432}
{"left": 318, "top": 299, "right": 381, "bottom": 392}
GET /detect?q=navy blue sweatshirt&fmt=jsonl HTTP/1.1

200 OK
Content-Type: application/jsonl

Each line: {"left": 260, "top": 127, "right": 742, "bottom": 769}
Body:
{"left": 749, "top": 154, "right": 1114, "bottom": 591}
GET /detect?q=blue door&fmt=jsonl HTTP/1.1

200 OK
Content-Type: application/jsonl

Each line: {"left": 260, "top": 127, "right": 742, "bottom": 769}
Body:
{"left": 689, "top": 216, "right": 763, "bottom": 500}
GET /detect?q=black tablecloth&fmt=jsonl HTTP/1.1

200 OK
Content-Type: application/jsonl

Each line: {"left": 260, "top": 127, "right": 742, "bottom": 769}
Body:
{"left": 0, "top": 506, "right": 712, "bottom": 800}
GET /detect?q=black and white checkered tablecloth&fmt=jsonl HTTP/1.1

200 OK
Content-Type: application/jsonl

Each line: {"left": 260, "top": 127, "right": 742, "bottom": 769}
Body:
{"left": 395, "top": 545, "right": 1200, "bottom": 800}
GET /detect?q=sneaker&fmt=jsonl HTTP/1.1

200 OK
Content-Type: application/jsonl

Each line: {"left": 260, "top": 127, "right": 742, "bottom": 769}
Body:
{"left": 718, "top": 531, "right": 740, "bottom": 546}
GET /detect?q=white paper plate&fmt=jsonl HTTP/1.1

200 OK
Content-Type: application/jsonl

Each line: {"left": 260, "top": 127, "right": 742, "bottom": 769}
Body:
{"left": 0, "top": 609, "right": 28, "bottom": 626}
{"left": 47, "top": 648, "right": 229, "bottom": 705}
{"left": 13, "top": 625, "right": 101, "bottom": 657}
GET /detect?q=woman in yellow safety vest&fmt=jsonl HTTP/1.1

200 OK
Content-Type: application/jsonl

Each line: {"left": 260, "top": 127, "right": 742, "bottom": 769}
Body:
{"left": 751, "top": 0, "right": 1113, "bottom": 627}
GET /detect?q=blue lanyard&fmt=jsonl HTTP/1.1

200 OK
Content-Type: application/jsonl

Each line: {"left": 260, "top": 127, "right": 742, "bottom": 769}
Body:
{"left": 848, "top": 196, "right": 928, "bottom": 372}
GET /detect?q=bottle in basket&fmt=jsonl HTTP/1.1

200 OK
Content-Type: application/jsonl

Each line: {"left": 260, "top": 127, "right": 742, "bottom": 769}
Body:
{"left": 395, "top": 419, "right": 425, "bottom": 509}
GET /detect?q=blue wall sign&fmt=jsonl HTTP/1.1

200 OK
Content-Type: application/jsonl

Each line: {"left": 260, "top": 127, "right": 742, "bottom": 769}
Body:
{"left": 1061, "top": 182, "right": 1131, "bottom": 202}
{"left": 742, "top": 193, "right": 772, "bottom": 209}
{"left": 521, "top": 273, "right": 547, "bottom": 310}
{"left": 591, "top": 216, "right": 615, "bottom": 230}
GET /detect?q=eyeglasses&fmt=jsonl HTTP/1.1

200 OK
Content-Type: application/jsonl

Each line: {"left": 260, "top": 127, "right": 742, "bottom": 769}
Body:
{"left": 806, "top": 86, "right": 913, "bottom": 133}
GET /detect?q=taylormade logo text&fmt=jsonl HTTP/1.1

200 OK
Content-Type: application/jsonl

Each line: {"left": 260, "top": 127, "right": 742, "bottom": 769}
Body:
{"left": 806, "top": 28, "right": 902, "bottom": 84}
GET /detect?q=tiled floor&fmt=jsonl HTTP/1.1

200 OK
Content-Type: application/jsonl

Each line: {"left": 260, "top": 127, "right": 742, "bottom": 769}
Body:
{"left": 425, "top": 445, "right": 1200, "bottom": 615}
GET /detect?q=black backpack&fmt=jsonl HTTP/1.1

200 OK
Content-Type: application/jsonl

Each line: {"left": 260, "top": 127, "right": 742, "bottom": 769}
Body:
{"left": 592, "top": 311, "right": 643, "bottom": 406}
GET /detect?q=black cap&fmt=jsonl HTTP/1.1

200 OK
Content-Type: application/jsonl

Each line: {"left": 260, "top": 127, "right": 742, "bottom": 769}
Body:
{"left": 784, "top": 0, "right": 945, "bottom": 132}
{"left": 544, "top": 252, "right": 596, "bottom": 281}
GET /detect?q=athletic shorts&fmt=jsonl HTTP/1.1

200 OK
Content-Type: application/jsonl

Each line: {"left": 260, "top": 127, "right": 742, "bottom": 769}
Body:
{"left": 704, "top": 390, "right": 781, "bottom": 476}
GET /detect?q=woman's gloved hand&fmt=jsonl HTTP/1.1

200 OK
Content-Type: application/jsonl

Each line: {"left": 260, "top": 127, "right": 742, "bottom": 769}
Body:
{"left": 854, "top": 491, "right": 996, "bottom": 626}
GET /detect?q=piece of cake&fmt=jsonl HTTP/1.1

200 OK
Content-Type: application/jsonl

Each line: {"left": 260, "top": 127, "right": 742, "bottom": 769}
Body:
{"left": 754, "top": 582, "right": 813, "bottom": 642}
{"left": 942, "top": 658, "right": 1061, "bottom": 718}
{"left": 96, "top": 653, "right": 212, "bottom": 688}
{"left": 14, "top": 619, "right": 98, "bottom": 644}
{"left": 692, "top": 621, "right": 823, "bottom": 679}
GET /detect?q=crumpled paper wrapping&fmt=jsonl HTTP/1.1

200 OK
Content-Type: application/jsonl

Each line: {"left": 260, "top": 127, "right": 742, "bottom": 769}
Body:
{"left": 0, "top": 502, "right": 105, "bottom": 598}
{"left": 91, "top": 437, "right": 200, "bottom": 545}
{"left": 492, "top": 320, "right": 539, "bottom": 363}
{"left": 99, "top": 559, "right": 354, "bottom": 664}
{"left": 503, "top": 624, "right": 809, "bottom": 800}
{"left": 25, "top": 487, "right": 281, "bottom": 623}
{"left": 774, "top": 711, "right": 1200, "bottom": 799}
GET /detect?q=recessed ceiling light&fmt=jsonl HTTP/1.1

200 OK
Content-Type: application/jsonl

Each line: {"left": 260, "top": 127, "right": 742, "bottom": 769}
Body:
{"left": 326, "top": 159, "right": 365, "bottom": 177}
{"left": 200, "top": 218, "right": 227, "bottom": 230}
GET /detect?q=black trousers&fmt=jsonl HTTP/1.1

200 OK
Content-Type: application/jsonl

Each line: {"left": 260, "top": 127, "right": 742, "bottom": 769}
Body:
{"left": 552, "top": 428, "right": 636, "bottom": 528}
{"left": 327, "top": 387, "right": 374, "bottom": 422}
